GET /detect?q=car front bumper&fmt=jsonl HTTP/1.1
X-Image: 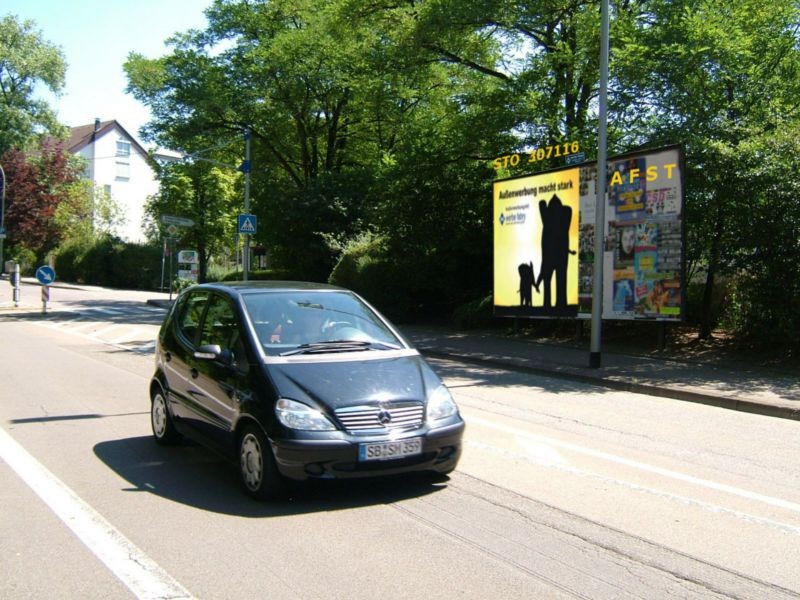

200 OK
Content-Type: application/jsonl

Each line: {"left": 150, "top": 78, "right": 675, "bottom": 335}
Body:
{"left": 271, "top": 421, "right": 465, "bottom": 480}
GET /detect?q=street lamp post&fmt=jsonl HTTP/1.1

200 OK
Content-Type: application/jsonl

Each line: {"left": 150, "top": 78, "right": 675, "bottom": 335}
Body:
{"left": 589, "top": 0, "right": 610, "bottom": 368}
{"left": 0, "top": 164, "right": 6, "bottom": 273}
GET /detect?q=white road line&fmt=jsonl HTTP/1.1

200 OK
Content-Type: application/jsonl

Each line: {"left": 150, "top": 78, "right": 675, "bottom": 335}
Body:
{"left": 468, "top": 415, "right": 800, "bottom": 515}
{"left": 0, "top": 427, "right": 195, "bottom": 600}
{"left": 466, "top": 438, "right": 800, "bottom": 535}
{"left": 85, "top": 307, "right": 125, "bottom": 316}
{"left": 90, "top": 324, "right": 126, "bottom": 339}
{"left": 110, "top": 328, "right": 145, "bottom": 344}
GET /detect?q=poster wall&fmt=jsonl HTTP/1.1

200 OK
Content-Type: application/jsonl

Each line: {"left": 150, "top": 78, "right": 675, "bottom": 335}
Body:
{"left": 494, "top": 145, "right": 684, "bottom": 321}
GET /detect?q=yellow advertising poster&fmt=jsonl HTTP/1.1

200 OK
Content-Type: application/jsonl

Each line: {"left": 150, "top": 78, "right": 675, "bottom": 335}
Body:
{"left": 494, "top": 168, "right": 580, "bottom": 317}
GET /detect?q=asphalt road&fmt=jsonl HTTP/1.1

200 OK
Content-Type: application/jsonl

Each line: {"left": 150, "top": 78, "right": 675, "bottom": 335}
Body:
{"left": 1, "top": 284, "right": 799, "bottom": 599}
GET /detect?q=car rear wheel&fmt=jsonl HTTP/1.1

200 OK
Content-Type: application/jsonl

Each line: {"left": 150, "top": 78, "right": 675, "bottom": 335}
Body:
{"left": 151, "top": 388, "right": 181, "bottom": 445}
{"left": 238, "top": 425, "right": 287, "bottom": 500}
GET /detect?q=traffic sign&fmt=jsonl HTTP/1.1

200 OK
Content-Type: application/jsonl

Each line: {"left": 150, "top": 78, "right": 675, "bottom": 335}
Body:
{"left": 238, "top": 214, "right": 257, "bottom": 234}
{"left": 36, "top": 265, "right": 56, "bottom": 285}
{"left": 161, "top": 215, "right": 195, "bottom": 227}
{"left": 177, "top": 250, "right": 199, "bottom": 264}
{"left": 166, "top": 224, "right": 179, "bottom": 236}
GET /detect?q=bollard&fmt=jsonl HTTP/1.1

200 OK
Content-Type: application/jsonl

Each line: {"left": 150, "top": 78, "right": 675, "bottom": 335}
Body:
{"left": 42, "top": 284, "right": 49, "bottom": 314}
{"left": 11, "top": 263, "right": 20, "bottom": 307}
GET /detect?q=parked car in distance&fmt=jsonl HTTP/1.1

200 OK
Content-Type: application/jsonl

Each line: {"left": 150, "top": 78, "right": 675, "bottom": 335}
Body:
{"left": 150, "top": 281, "right": 464, "bottom": 500}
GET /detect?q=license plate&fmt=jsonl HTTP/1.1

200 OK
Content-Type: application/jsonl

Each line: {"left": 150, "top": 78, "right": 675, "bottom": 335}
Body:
{"left": 359, "top": 437, "right": 423, "bottom": 461}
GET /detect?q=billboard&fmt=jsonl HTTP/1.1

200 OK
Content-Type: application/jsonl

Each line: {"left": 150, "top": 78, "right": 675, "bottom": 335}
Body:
{"left": 494, "top": 167, "right": 581, "bottom": 317}
{"left": 494, "top": 145, "right": 684, "bottom": 321}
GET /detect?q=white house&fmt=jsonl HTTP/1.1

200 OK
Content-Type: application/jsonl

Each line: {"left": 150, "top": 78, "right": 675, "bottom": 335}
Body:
{"left": 66, "top": 119, "right": 175, "bottom": 243}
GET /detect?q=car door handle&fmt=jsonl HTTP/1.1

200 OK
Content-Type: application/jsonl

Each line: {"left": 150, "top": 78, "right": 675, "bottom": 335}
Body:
{"left": 165, "top": 352, "right": 172, "bottom": 362}
{"left": 191, "top": 368, "right": 199, "bottom": 379}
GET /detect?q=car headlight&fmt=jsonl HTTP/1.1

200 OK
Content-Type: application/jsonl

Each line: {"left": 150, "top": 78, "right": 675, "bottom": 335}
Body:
{"left": 427, "top": 385, "right": 458, "bottom": 421}
{"left": 275, "top": 398, "right": 336, "bottom": 431}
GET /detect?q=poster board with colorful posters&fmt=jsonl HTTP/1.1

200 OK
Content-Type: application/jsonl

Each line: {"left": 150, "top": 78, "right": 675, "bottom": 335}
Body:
{"left": 494, "top": 145, "right": 684, "bottom": 321}
{"left": 493, "top": 166, "right": 581, "bottom": 318}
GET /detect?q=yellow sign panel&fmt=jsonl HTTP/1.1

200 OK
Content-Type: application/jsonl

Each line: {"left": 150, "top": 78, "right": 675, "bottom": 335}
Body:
{"left": 494, "top": 168, "right": 580, "bottom": 317}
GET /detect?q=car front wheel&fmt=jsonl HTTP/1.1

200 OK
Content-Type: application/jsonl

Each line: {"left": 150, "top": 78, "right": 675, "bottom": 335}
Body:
{"left": 238, "top": 425, "right": 287, "bottom": 500}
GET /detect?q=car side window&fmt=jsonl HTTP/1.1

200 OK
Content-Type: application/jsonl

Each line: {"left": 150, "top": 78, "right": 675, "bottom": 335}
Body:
{"left": 199, "top": 295, "right": 248, "bottom": 369}
{"left": 176, "top": 292, "right": 208, "bottom": 345}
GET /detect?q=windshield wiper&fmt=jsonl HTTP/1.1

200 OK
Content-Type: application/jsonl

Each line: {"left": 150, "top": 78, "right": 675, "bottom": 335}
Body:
{"left": 279, "top": 339, "right": 401, "bottom": 356}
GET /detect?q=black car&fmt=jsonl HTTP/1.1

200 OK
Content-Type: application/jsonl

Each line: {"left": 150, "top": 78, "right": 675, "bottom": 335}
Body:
{"left": 150, "top": 281, "right": 464, "bottom": 499}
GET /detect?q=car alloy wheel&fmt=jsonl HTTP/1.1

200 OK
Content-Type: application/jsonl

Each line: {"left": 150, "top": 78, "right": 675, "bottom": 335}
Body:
{"left": 238, "top": 424, "right": 287, "bottom": 500}
{"left": 151, "top": 389, "right": 180, "bottom": 445}
{"left": 240, "top": 432, "right": 263, "bottom": 491}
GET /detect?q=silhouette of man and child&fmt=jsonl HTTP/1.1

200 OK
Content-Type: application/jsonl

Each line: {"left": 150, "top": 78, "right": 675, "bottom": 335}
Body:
{"left": 517, "top": 194, "right": 576, "bottom": 309}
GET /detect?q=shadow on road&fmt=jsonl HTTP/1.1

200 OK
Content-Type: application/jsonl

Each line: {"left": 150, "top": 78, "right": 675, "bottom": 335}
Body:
{"left": 94, "top": 435, "right": 448, "bottom": 517}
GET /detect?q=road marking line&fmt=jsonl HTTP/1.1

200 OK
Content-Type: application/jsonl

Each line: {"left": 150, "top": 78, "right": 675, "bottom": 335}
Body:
{"left": 466, "top": 438, "right": 800, "bottom": 535}
{"left": 110, "top": 328, "right": 145, "bottom": 344}
{"left": 0, "top": 427, "right": 195, "bottom": 600}
{"left": 467, "top": 415, "right": 800, "bottom": 515}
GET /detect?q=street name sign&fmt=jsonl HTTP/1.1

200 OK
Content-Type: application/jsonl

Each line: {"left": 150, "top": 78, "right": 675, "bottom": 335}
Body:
{"left": 161, "top": 215, "right": 195, "bottom": 227}
{"left": 566, "top": 152, "right": 586, "bottom": 165}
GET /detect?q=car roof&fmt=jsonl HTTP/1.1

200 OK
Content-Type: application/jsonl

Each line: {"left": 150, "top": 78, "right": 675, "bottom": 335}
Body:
{"left": 190, "top": 280, "right": 348, "bottom": 295}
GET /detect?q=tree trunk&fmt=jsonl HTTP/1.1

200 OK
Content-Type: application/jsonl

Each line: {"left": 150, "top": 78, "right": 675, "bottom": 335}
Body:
{"left": 699, "top": 199, "right": 724, "bottom": 339}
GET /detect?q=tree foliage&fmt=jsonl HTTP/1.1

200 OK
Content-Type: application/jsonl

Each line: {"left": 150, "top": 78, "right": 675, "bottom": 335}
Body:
{"left": 1, "top": 140, "right": 86, "bottom": 256}
{"left": 0, "top": 14, "right": 67, "bottom": 155}
{"left": 144, "top": 158, "right": 240, "bottom": 282}
{"left": 123, "top": 0, "right": 800, "bottom": 342}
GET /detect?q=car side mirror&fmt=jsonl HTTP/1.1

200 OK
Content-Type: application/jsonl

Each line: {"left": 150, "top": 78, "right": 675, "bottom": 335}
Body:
{"left": 194, "top": 344, "right": 236, "bottom": 366}
{"left": 194, "top": 344, "right": 223, "bottom": 361}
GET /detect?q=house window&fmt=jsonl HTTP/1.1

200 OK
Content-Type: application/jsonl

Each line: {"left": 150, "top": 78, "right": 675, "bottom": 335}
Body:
{"left": 116, "top": 140, "right": 131, "bottom": 157}
{"left": 116, "top": 161, "right": 131, "bottom": 179}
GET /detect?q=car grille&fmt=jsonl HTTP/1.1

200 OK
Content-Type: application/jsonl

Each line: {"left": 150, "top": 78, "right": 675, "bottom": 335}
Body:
{"left": 335, "top": 402, "right": 424, "bottom": 433}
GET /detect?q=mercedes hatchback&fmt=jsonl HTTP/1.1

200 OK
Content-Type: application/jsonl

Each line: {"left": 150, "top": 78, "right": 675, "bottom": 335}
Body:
{"left": 150, "top": 281, "right": 464, "bottom": 500}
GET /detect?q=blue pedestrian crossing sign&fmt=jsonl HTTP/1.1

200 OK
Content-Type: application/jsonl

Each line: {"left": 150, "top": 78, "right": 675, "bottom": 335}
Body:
{"left": 238, "top": 214, "right": 257, "bottom": 234}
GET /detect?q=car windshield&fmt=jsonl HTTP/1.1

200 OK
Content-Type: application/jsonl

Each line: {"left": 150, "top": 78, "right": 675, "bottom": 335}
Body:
{"left": 242, "top": 290, "right": 404, "bottom": 356}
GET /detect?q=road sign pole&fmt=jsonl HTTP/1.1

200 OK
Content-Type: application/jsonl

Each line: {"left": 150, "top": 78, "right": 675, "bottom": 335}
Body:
{"left": 41, "top": 285, "right": 49, "bottom": 314}
{"left": 243, "top": 128, "right": 251, "bottom": 282}
{"left": 169, "top": 238, "right": 175, "bottom": 302}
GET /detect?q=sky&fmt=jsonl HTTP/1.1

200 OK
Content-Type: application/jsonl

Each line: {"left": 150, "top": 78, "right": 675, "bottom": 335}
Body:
{"left": 4, "top": 0, "right": 211, "bottom": 148}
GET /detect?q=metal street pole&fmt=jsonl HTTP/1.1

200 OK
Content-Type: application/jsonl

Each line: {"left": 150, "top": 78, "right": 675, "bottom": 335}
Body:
{"left": 589, "top": 0, "right": 610, "bottom": 368}
{"left": 0, "top": 164, "right": 6, "bottom": 273}
{"left": 243, "top": 128, "right": 251, "bottom": 282}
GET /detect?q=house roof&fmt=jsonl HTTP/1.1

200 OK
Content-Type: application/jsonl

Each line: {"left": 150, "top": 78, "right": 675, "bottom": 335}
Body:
{"left": 66, "top": 119, "right": 150, "bottom": 158}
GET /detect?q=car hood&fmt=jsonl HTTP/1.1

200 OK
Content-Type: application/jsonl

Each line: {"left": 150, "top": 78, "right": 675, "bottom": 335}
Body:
{"left": 266, "top": 354, "right": 441, "bottom": 410}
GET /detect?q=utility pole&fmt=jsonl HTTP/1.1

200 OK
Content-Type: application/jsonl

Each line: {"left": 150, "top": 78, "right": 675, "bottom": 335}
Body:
{"left": 589, "top": 0, "right": 610, "bottom": 368}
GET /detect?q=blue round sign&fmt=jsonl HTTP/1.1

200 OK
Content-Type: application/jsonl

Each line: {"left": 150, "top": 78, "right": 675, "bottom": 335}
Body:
{"left": 36, "top": 265, "right": 56, "bottom": 286}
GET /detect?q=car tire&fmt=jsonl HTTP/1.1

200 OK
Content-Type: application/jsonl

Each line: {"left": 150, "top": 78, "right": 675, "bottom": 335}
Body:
{"left": 151, "top": 388, "right": 181, "bottom": 445}
{"left": 238, "top": 424, "right": 287, "bottom": 500}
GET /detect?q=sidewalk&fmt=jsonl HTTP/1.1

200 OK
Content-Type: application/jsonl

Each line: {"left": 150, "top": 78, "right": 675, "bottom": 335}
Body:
{"left": 400, "top": 325, "right": 800, "bottom": 422}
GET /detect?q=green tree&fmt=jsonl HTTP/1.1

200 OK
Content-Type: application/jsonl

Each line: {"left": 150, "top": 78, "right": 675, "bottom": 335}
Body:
{"left": 0, "top": 14, "right": 67, "bottom": 155}
{"left": 613, "top": 0, "right": 800, "bottom": 340}
{"left": 145, "top": 159, "right": 240, "bottom": 283}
